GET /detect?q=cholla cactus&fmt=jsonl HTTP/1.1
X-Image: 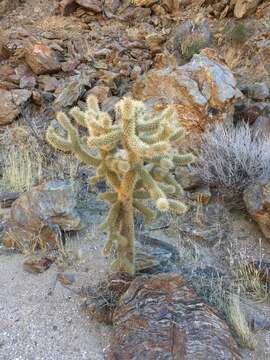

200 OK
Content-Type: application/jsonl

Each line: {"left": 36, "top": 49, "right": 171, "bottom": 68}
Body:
{"left": 46, "top": 96, "right": 194, "bottom": 274}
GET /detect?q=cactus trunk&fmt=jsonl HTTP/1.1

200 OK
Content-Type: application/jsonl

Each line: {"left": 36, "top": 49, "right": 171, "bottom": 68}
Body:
{"left": 119, "top": 199, "right": 135, "bottom": 274}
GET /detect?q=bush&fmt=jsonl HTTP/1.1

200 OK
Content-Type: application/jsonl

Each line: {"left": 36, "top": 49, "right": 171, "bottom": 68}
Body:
{"left": 192, "top": 122, "right": 270, "bottom": 203}
{"left": 225, "top": 23, "right": 249, "bottom": 44}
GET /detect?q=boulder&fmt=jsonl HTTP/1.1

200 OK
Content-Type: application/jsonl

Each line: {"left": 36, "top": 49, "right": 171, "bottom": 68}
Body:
{"left": 24, "top": 41, "right": 61, "bottom": 75}
{"left": 244, "top": 181, "right": 270, "bottom": 241}
{"left": 3, "top": 180, "right": 81, "bottom": 251}
{"left": 233, "top": 0, "right": 262, "bottom": 18}
{"left": 133, "top": 50, "right": 242, "bottom": 135}
{"left": 105, "top": 273, "right": 242, "bottom": 359}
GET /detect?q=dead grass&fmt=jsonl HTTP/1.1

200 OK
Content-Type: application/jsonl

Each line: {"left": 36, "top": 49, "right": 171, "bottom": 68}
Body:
{"left": 0, "top": 123, "right": 79, "bottom": 193}
{"left": 180, "top": 33, "right": 209, "bottom": 60}
{"left": 0, "top": 125, "right": 44, "bottom": 192}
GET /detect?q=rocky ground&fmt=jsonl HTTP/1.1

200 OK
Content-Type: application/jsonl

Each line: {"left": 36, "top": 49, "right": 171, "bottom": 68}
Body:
{"left": 0, "top": 0, "right": 270, "bottom": 359}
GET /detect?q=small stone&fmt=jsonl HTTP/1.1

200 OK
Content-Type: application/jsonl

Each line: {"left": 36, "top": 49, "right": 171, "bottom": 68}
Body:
{"left": 38, "top": 75, "right": 59, "bottom": 92}
{"left": 58, "top": 0, "right": 77, "bottom": 16}
{"left": 19, "top": 75, "right": 36, "bottom": 89}
{"left": 130, "top": 65, "right": 142, "bottom": 81}
{"left": 247, "top": 82, "right": 269, "bottom": 101}
{"left": 11, "top": 89, "right": 32, "bottom": 106}
{"left": 75, "top": 0, "right": 102, "bottom": 12}
{"left": 189, "top": 185, "right": 211, "bottom": 204}
{"left": 132, "top": 0, "right": 157, "bottom": 6}
{"left": 252, "top": 116, "right": 270, "bottom": 137}
{"left": 24, "top": 41, "right": 61, "bottom": 75}
{"left": 16, "top": 27, "right": 30, "bottom": 37}
{"left": 101, "top": 96, "right": 120, "bottom": 115}
{"left": 86, "top": 85, "right": 110, "bottom": 103}
{"left": 0, "top": 192, "right": 20, "bottom": 208}
{"left": 57, "top": 272, "right": 76, "bottom": 285}
{"left": 233, "top": 0, "right": 262, "bottom": 18}
{"left": 0, "top": 89, "right": 30, "bottom": 125}
{"left": 23, "top": 255, "right": 56, "bottom": 274}
{"left": 175, "top": 166, "right": 203, "bottom": 190}
{"left": 31, "top": 90, "right": 42, "bottom": 106}
{"left": 133, "top": 52, "right": 242, "bottom": 136}
{"left": 244, "top": 180, "right": 270, "bottom": 241}
{"left": 104, "top": 0, "right": 120, "bottom": 14}
{"left": 61, "top": 59, "right": 80, "bottom": 72}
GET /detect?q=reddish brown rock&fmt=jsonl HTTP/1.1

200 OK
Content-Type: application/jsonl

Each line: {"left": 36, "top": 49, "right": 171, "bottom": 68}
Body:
{"left": 105, "top": 273, "right": 242, "bottom": 360}
{"left": 233, "top": 0, "right": 262, "bottom": 18}
{"left": 75, "top": 0, "right": 102, "bottom": 12}
{"left": 0, "top": 89, "right": 19, "bottom": 125}
{"left": 3, "top": 180, "right": 81, "bottom": 251}
{"left": 24, "top": 41, "right": 61, "bottom": 75}
{"left": 244, "top": 181, "right": 270, "bottom": 242}
{"left": 0, "top": 89, "right": 31, "bottom": 125}
{"left": 38, "top": 75, "right": 59, "bottom": 92}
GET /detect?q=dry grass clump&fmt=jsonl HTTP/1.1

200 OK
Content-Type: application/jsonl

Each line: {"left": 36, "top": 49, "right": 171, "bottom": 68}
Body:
{"left": 227, "top": 293, "right": 256, "bottom": 349}
{"left": 225, "top": 23, "right": 249, "bottom": 45}
{"left": 180, "top": 33, "right": 209, "bottom": 60}
{"left": 0, "top": 125, "right": 44, "bottom": 192}
{"left": 191, "top": 273, "right": 256, "bottom": 349}
{"left": 0, "top": 123, "right": 79, "bottom": 193}
{"left": 234, "top": 261, "right": 270, "bottom": 302}
{"left": 192, "top": 121, "right": 270, "bottom": 205}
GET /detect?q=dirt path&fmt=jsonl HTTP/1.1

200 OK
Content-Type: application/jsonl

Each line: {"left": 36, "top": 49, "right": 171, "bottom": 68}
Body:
{"left": 0, "top": 251, "right": 110, "bottom": 360}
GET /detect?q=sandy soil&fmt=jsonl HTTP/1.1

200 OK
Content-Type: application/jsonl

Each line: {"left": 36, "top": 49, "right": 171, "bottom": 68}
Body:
{"left": 0, "top": 242, "right": 111, "bottom": 360}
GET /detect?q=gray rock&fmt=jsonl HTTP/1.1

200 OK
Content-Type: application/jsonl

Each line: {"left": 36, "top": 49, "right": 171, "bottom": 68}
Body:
{"left": 247, "top": 82, "right": 269, "bottom": 101}
{"left": 75, "top": 0, "right": 102, "bottom": 12}
{"left": 175, "top": 165, "right": 203, "bottom": 190}
{"left": 53, "top": 76, "right": 87, "bottom": 110}
{"left": 252, "top": 116, "right": 270, "bottom": 137}
{"left": 10, "top": 89, "right": 31, "bottom": 106}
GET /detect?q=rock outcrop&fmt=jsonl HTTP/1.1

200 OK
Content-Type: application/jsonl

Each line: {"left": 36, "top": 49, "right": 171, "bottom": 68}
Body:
{"left": 133, "top": 51, "right": 242, "bottom": 135}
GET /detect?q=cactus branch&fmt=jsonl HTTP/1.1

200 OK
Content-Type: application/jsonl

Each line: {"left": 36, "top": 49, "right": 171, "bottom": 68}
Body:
{"left": 46, "top": 95, "right": 194, "bottom": 274}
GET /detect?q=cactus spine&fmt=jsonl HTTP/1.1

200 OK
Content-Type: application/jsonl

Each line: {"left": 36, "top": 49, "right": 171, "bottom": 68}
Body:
{"left": 46, "top": 96, "right": 194, "bottom": 274}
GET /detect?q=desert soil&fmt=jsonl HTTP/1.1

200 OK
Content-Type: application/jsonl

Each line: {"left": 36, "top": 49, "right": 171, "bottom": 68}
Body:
{"left": 0, "top": 236, "right": 111, "bottom": 360}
